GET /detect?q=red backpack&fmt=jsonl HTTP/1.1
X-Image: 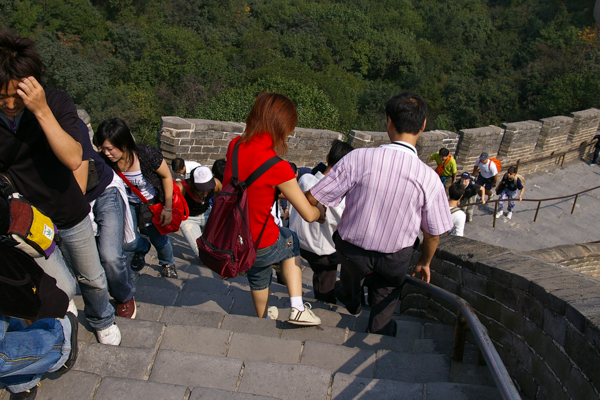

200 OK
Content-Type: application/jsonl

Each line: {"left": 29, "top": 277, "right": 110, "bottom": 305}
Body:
{"left": 197, "top": 142, "right": 281, "bottom": 278}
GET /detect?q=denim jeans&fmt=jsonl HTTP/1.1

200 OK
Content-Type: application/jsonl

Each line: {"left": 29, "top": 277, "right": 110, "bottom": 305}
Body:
{"left": 36, "top": 216, "right": 115, "bottom": 330}
{"left": 124, "top": 203, "right": 175, "bottom": 266}
{"left": 0, "top": 316, "right": 72, "bottom": 393}
{"left": 246, "top": 227, "right": 300, "bottom": 291}
{"left": 179, "top": 207, "right": 211, "bottom": 258}
{"left": 498, "top": 189, "right": 519, "bottom": 212}
{"left": 93, "top": 187, "right": 136, "bottom": 303}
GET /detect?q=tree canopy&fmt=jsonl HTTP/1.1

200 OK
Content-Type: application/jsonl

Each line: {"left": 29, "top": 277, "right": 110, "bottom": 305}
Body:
{"left": 0, "top": 0, "right": 597, "bottom": 144}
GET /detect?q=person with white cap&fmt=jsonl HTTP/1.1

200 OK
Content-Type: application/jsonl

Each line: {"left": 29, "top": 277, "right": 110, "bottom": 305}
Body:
{"left": 176, "top": 166, "right": 222, "bottom": 258}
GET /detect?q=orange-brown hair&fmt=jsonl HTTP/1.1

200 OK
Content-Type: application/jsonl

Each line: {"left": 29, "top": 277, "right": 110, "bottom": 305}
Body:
{"left": 241, "top": 92, "right": 298, "bottom": 156}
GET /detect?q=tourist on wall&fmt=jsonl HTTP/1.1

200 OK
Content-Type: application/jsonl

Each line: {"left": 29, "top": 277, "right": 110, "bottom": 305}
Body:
{"left": 222, "top": 92, "right": 324, "bottom": 325}
{"left": 456, "top": 172, "right": 486, "bottom": 223}
{"left": 94, "top": 118, "right": 179, "bottom": 279}
{"left": 430, "top": 147, "right": 457, "bottom": 194}
{"left": 589, "top": 133, "right": 600, "bottom": 166}
{"left": 73, "top": 119, "right": 138, "bottom": 320}
{"left": 473, "top": 152, "right": 499, "bottom": 200}
{"left": 448, "top": 183, "right": 466, "bottom": 236}
{"left": 171, "top": 157, "right": 201, "bottom": 180}
{"left": 495, "top": 166, "right": 525, "bottom": 220}
{"left": 0, "top": 32, "right": 122, "bottom": 346}
{"left": 307, "top": 91, "right": 453, "bottom": 336}
{"left": 289, "top": 139, "right": 354, "bottom": 304}
{"left": 176, "top": 166, "right": 221, "bottom": 258}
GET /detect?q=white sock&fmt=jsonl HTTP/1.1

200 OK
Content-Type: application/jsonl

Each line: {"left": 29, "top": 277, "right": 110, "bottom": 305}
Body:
{"left": 290, "top": 296, "right": 305, "bottom": 311}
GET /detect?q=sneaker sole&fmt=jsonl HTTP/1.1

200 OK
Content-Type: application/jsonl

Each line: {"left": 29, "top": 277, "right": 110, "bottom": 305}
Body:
{"left": 288, "top": 319, "right": 321, "bottom": 326}
{"left": 56, "top": 312, "right": 78, "bottom": 375}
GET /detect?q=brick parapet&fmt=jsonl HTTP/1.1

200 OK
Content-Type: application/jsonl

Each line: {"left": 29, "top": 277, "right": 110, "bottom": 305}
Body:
{"left": 568, "top": 109, "right": 600, "bottom": 147}
{"left": 417, "top": 130, "right": 460, "bottom": 168}
{"left": 401, "top": 236, "right": 600, "bottom": 400}
{"left": 159, "top": 108, "right": 600, "bottom": 176}
{"left": 454, "top": 125, "right": 504, "bottom": 173}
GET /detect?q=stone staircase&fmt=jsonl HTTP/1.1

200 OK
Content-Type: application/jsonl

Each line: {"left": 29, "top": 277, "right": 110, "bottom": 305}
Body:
{"left": 1, "top": 234, "right": 504, "bottom": 400}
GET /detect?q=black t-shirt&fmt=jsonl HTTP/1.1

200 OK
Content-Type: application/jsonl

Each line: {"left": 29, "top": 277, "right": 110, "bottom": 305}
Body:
{"left": 78, "top": 119, "right": 112, "bottom": 202}
{"left": 0, "top": 88, "right": 90, "bottom": 229}
{"left": 463, "top": 181, "right": 482, "bottom": 199}
{"left": 185, "top": 187, "right": 213, "bottom": 216}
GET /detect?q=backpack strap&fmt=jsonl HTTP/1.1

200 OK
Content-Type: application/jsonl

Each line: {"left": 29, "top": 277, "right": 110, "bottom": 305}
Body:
{"left": 232, "top": 142, "right": 282, "bottom": 189}
{"left": 231, "top": 141, "right": 283, "bottom": 248}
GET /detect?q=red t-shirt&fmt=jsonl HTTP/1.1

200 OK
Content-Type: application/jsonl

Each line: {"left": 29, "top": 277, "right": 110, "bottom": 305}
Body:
{"left": 223, "top": 133, "right": 295, "bottom": 248}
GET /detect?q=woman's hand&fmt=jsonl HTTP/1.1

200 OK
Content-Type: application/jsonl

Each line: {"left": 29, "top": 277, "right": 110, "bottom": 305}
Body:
{"left": 160, "top": 208, "right": 173, "bottom": 226}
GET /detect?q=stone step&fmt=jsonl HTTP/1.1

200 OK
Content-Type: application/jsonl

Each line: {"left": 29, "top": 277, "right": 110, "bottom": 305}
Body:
{"left": 0, "top": 239, "right": 502, "bottom": 400}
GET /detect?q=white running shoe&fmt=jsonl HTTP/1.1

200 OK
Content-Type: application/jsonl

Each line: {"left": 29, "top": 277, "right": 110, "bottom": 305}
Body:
{"left": 506, "top": 211, "right": 512, "bottom": 219}
{"left": 267, "top": 306, "right": 279, "bottom": 320}
{"left": 67, "top": 299, "right": 78, "bottom": 317}
{"left": 97, "top": 324, "right": 121, "bottom": 346}
{"left": 495, "top": 211, "right": 503, "bottom": 218}
{"left": 289, "top": 303, "right": 321, "bottom": 326}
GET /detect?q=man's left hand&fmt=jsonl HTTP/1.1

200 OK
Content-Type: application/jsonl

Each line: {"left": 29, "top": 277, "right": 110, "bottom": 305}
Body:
{"left": 411, "top": 263, "right": 431, "bottom": 283}
{"left": 17, "top": 77, "right": 48, "bottom": 116}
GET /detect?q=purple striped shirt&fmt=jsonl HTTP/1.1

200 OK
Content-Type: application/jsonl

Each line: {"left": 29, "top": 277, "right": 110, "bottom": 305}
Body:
{"left": 311, "top": 141, "right": 453, "bottom": 253}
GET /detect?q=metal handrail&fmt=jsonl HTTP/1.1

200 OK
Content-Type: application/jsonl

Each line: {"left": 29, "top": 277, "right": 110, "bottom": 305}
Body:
{"left": 461, "top": 184, "right": 600, "bottom": 227}
{"left": 404, "top": 275, "right": 522, "bottom": 400}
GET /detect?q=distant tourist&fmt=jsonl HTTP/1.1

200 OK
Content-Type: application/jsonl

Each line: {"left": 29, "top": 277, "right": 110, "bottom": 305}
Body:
{"left": 590, "top": 133, "right": 600, "bottom": 166}
{"left": 473, "top": 152, "right": 498, "bottom": 201}
{"left": 456, "top": 172, "right": 485, "bottom": 223}
{"left": 171, "top": 157, "right": 201, "bottom": 180}
{"left": 448, "top": 183, "right": 466, "bottom": 236}
{"left": 495, "top": 166, "right": 525, "bottom": 220}
{"left": 430, "top": 147, "right": 457, "bottom": 194}
{"left": 307, "top": 91, "right": 453, "bottom": 336}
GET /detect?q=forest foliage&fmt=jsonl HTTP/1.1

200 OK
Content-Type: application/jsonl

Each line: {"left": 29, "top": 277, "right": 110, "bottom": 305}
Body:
{"left": 0, "top": 0, "right": 598, "bottom": 144}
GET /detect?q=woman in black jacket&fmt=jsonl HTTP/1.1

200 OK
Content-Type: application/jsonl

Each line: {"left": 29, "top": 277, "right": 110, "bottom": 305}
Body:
{"left": 94, "top": 118, "right": 178, "bottom": 279}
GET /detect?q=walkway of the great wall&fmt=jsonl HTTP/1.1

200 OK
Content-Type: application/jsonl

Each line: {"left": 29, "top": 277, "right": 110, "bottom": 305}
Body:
{"left": 2, "top": 109, "right": 599, "bottom": 400}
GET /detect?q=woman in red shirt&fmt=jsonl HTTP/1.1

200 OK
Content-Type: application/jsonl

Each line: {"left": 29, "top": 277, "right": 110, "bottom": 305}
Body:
{"left": 223, "top": 93, "right": 325, "bottom": 325}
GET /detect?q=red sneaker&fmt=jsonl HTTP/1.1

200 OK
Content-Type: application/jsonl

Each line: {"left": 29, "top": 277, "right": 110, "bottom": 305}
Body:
{"left": 116, "top": 297, "right": 137, "bottom": 319}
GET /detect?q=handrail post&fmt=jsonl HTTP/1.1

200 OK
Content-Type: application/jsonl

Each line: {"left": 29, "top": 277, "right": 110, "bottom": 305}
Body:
{"left": 493, "top": 201, "right": 498, "bottom": 228}
{"left": 453, "top": 313, "right": 468, "bottom": 361}
{"left": 533, "top": 201, "right": 541, "bottom": 222}
{"left": 571, "top": 194, "right": 578, "bottom": 214}
{"left": 561, "top": 153, "right": 565, "bottom": 167}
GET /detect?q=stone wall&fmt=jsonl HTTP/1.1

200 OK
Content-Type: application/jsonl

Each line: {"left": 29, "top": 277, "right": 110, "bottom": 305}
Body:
{"left": 160, "top": 117, "right": 342, "bottom": 168}
{"left": 401, "top": 236, "right": 600, "bottom": 400}
{"left": 160, "top": 108, "right": 600, "bottom": 177}
{"left": 524, "top": 243, "right": 600, "bottom": 280}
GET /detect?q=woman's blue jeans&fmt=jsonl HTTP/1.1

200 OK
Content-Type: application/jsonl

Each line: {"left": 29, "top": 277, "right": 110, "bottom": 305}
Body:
{"left": 124, "top": 203, "right": 175, "bottom": 266}
{"left": 0, "top": 316, "right": 71, "bottom": 393}
{"left": 93, "top": 187, "right": 136, "bottom": 303}
{"left": 35, "top": 216, "right": 116, "bottom": 330}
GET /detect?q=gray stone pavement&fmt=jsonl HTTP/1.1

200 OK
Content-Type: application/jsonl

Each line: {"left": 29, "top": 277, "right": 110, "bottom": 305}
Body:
{"left": 12, "top": 160, "right": 594, "bottom": 399}
{"left": 462, "top": 159, "right": 600, "bottom": 251}
{"left": 0, "top": 228, "right": 502, "bottom": 400}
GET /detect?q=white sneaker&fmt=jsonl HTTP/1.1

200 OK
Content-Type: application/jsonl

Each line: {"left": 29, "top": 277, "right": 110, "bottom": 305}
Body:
{"left": 67, "top": 299, "right": 78, "bottom": 317}
{"left": 267, "top": 306, "right": 279, "bottom": 320}
{"left": 506, "top": 211, "right": 512, "bottom": 219}
{"left": 289, "top": 303, "right": 321, "bottom": 326}
{"left": 495, "top": 211, "right": 503, "bottom": 218}
{"left": 97, "top": 324, "right": 121, "bottom": 346}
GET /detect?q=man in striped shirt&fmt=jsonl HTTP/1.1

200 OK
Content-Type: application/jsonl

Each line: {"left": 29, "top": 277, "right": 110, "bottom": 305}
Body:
{"left": 307, "top": 92, "right": 453, "bottom": 336}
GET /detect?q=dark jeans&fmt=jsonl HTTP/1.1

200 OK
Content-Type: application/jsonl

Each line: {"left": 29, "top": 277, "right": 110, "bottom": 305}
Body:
{"left": 300, "top": 249, "right": 339, "bottom": 304}
{"left": 334, "top": 233, "right": 413, "bottom": 336}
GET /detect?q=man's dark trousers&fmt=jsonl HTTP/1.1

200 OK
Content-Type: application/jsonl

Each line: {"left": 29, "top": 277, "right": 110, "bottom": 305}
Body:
{"left": 333, "top": 233, "right": 413, "bottom": 336}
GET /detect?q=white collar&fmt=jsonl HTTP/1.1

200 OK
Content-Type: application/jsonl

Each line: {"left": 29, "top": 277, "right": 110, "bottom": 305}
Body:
{"left": 381, "top": 141, "right": 418, "bottom": 156}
